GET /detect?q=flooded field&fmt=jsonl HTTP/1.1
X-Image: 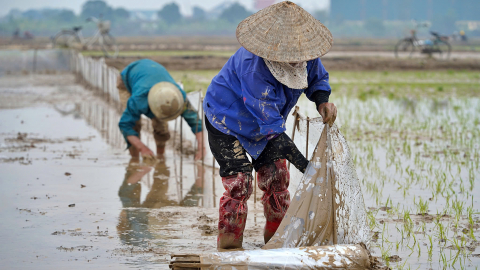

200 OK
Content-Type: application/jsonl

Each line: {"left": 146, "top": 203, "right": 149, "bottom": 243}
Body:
{"left": 293, "top": 70, "right": 480, "bottom": 269}
{"left": 1, "top": 66, "right": 479, "bottom": 269}
{"left": 0, "top": 73, "right": 268, "bottom": 269}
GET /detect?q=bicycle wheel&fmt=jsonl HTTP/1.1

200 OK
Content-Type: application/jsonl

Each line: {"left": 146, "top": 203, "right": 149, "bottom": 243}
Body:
{"left": 432, "top": 40, "right": 451, "bottom": 60}
{"left": 53, "top": 31, "right": 81, "bottom": 49}
{"left": 100, "top": 34, "right": 118, "bottom": 58}
{"left": 394, "top": 39, "right": 415, "bottom": 59}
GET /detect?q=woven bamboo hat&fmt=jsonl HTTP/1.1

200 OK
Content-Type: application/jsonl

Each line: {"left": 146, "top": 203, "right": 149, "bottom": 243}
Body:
{"left": 236, "top": 1, "right": 333, "bottom": 62}
{"left": 148, "top": 82, "right": 185, "bottom": 121}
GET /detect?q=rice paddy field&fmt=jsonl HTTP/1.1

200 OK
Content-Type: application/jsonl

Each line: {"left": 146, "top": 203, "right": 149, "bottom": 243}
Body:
{"left": 172, "top": 69, "right": 480, "bottom": 269}
{"left": 1, "top": 43, "right": 479, "bottom": 268}
{"left": 330, "top": 71, "right": 480, "bottom": 269}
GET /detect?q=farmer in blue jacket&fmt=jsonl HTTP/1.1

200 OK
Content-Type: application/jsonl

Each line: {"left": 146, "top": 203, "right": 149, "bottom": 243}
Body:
{"left": 203, "top": 1, "right": 337, "bottom": 249}
{"left": 117, "top": 59, "right": 204, "bottom": 160}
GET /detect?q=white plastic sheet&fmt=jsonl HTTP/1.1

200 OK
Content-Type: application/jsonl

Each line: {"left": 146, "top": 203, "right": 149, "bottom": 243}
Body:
{"left": 264, "top": 121, "right": 370, "bottom": 249}
{"left": 199, "top": 244, "right": 370, "bottom": 269}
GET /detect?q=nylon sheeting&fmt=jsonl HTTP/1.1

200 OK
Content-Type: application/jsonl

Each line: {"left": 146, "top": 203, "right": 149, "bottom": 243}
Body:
{"left": 264, "top": 119, "right": 370, "bottom": 249}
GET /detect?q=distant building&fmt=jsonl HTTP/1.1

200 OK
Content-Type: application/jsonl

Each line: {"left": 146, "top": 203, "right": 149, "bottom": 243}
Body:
{"left": 129, "top": 10, "right": 158, "bottom": 22}
{"left": 330, "top": 0, "right": 480, "bottom": 22}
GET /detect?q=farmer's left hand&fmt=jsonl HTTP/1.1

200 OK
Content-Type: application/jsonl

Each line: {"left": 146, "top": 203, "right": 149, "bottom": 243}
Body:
{"left": 195, "top": 131, "right": 206, "bottom": 161}
{"left": 317, "top": 102, "right": 337, "bottom": 125}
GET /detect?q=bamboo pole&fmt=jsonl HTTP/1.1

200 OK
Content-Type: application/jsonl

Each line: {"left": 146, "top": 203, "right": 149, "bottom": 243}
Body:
{"left": 180, "top": 117, "right": 183, "bottom": 199}
{"left": 288, "top": 106, "right": 300, "bottom": 171}
{"left": 306, "top": 116, "right": 310, "bottom": 160}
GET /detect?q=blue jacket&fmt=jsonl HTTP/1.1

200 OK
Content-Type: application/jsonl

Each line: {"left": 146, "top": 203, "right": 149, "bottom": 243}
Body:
{"left": 119, "top": 59, "right": 202, "bottom": 147}
{"left": 203, "top": 47, "right": 331, "bottom": 159}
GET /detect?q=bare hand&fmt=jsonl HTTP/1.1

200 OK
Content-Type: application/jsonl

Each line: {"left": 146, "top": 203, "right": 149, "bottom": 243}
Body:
{"left": 140, "top": 147, "right": 155, "bottom": 159}
{"left": 317, "top": 102, "right": 337, "bottom": 125}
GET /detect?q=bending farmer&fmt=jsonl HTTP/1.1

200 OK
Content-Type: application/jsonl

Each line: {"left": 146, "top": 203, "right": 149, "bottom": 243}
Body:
{"left": 118, "top": 59, "right": 204, "bottom": 160}
{"left": 203, "top": 1, "right": 337, "bottom": 249}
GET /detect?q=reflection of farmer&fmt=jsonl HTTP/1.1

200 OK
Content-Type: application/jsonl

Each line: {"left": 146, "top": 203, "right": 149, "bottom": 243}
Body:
{"left": 117, "top": 159, "right": 206, "bottom": 245}
{"left": 117, "top": 59, "right": 205, "bottom": 160}
{"left": 203, "top": 1, "right": 337, "bottom": 249}
{"left": 117, "top": 159, "right": 175, "bottom": 245}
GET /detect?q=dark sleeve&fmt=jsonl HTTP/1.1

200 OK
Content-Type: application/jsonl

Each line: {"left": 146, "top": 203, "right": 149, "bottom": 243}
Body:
{"left": 269, "top": 133, "right": 309, "bottom": 173}
{"left": 310, "top": 90, "right": 330, "bottom": 108}
{"left": 304, "top": 58, "right": 331, "bottom": 106}
{"left": 119, "top": 93, "right": 149, "bottom": 148}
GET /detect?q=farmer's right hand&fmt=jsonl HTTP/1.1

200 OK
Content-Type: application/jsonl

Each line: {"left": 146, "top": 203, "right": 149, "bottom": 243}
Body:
{"left": 140, "top": 146, "right": 155, "bottom": 159}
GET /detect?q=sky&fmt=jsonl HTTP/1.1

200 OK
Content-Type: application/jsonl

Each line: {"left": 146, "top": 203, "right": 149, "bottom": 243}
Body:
{"left": 0, "top": 0, "right": 330, "bottom": 16}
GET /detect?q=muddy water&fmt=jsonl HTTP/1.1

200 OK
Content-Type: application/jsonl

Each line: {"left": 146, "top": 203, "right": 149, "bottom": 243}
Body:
{"left": 0, "top": 74, "right": 271, "bottom": 269}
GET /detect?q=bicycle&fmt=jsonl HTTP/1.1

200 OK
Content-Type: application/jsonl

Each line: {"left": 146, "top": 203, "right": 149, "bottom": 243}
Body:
{"left": 395, "top": 22, "right": 451, "bottom": 60}
{"left": 52, "top": 16, "right": 118, "bottom": 58}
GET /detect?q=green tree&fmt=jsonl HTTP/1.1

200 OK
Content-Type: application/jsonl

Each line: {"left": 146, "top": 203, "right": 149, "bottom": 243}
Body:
{"left": 114, "top": 8, "right": 130, "bottom": 20}
{"left": 55, "top": 9, "right": 77, "bottom": 23}
{"left": 157, "top": 2, "right": 182, "bottom": 25}
{"left": 219, "top": 3, "right": 252, "bottom": 24}
{"left": 81, "top": 0, "right": 113, "bottom": 20}
{"left": 192, "top": 6, "right": 206, "bottom": 21}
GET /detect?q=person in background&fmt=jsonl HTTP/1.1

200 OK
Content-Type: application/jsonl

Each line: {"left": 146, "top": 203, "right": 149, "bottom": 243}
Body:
{"left": 203, "top": 1, "right": 337, "bottom": 249}
{"left": 460, "top": 30, "right": 468, "bottom": 42}
{"left": 117, "top": 59, "right": 205, "bottom": 160}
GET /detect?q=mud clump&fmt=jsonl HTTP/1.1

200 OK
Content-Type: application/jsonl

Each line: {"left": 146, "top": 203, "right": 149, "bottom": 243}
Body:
{"left": 388, "top": 255, "right": 402, "bottom": 262}
{"left": 197, "top": 213, "right": 214, "bottom": 223}
{"left": 157, "top": 211, "right": 181, "bottom": 219}
{"left": 56, "top": 245, "right": 93, "bottom": 252}
{"left": 197, "top": 224, "right": 218, "bottom": 235}
{"left": 195, "top": 213, "right": 217, "bottom": 236}
{"left": 370, "top": 256, "right": 391, "bottom": 270}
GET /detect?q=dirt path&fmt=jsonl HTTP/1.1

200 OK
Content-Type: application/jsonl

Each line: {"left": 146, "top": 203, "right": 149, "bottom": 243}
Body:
{"left": 105, "top": 54, "right": 480, "bottom": 72}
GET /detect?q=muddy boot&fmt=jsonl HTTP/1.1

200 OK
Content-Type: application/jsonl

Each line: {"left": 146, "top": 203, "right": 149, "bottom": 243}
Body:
{"left": 257, "top": 159, "right": 290, "bottom": 244}
{"left": 218, "top": 172, "right": 253, "bottom": 249}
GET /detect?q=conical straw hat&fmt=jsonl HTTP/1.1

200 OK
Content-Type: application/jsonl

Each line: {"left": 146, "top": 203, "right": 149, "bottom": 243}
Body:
{"left": 148, "top": 82, "right": 185, "bottom": 121}
{"left": 236, "top": 1, "right": 333, "bottom": 62}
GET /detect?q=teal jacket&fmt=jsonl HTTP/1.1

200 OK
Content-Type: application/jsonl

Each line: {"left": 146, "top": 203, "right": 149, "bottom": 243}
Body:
{"left": 119, "top": 59, "right": 202, "bottom": 147}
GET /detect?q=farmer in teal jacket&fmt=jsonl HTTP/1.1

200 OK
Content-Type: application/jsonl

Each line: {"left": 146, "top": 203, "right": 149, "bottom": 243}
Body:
{"left": 117, "top": 59, "right": 204, "bottom": 160}
{"left": 203, "top": 2, "right": 337, "bottom": 249}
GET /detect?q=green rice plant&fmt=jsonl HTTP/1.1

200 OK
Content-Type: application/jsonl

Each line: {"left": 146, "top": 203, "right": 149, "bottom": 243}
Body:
{"left": 403, "top": 210, "right": 414, "bottom": 235}
{"left": 436, "top": 221, "right": 447, "bottom": 243}
{"left": 451, "top": 249, "right": 461, "bottom": 267}
{"left": 414, "top": 196, "right": 429, "bottom": 215}
{"left": 452, "top": 199, "right": 465, "bottom": 221}
{"left": 366, "top": 210, "right": 377, "bottom": 230}
{"left": 467, "top": 205, "right": 476, "bottom": 241}
{"left": 427, "top": 234, "right": 433, "bottom": 261}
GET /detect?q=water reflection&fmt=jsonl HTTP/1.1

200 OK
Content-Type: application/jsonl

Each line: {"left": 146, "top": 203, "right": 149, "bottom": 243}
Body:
{"left": 117, "top": 158, "right": 206, "bottom": 246}
{"left": 78, "top": 100, "right": 125, "bottom": 149}
{"left": 180, "top": 163, "right": 205, "bottom": 207}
